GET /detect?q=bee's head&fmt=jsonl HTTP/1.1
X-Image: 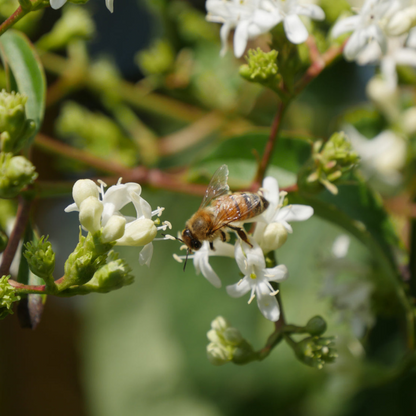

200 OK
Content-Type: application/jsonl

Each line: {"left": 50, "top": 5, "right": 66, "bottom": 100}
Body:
{"left": 182, "top": 228, "right": 202, "bottom": 251}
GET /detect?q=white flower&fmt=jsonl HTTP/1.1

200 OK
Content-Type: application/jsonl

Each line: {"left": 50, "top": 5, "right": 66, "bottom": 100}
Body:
{"left": 344, "top": 125, "right": 407, "bottom": 185}
{"left": 253, "top": 176, "right": 313, "bottom": 252}
{"left": 206, "top": 0, "right": 279, "bottom": 58}
{"left": 65, "top": 178, "right": 170, "bottom": 266}
{"left": 263, "top": 0, "right": 325, "bottom": 44}
{"left": 174, "top": 240, "right": 235, "bottom": 288}
{"left": 50, "top": 0, "right": 114, "bottom": 12}
{"left": 332, "top": 0, "right": 392, "bottom": 61}
{"left": 226, "top": 241, "right": 288, "bottom": 321}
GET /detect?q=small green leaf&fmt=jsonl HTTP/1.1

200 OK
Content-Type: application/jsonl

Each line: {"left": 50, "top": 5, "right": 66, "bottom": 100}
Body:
{"left": 0, "top": 29, "right": 46, "bottom": 145}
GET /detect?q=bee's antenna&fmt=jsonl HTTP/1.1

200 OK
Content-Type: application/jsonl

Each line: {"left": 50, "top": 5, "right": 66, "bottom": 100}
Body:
{"left": 183, "top": 249, "right": 190, "bottom": 272}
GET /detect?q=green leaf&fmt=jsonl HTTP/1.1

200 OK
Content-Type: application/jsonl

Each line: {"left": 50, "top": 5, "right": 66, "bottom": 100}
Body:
{"left": 0, "top": 29, "right": 46, "bottom": 144}
{"left": 194, "top": 131, "right": 312, "bottom": 188}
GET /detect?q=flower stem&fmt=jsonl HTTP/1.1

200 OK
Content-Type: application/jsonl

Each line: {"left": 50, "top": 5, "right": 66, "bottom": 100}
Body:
{"left": 0, "top": 196, "right": 32, "bottom": 277}
{"left": 251, "top": 101, "right": 288, "bottom": 191}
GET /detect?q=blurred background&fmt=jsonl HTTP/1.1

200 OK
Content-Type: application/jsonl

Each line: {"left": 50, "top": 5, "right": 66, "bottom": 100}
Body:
{"left": 1, "top": 0, "right": 416, "bottom": 415}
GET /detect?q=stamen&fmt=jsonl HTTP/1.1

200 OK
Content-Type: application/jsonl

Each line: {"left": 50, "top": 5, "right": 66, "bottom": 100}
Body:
{"left": 98, "top": 179, "right": 107, "bottom": 187}
{"left": 163, "top": 221, "right": 172, "bottom": 229}
{"left": 117, "top": 177, "right": 123, "bottom": 185}
{"left": 180, "top": 244, "right": 188, "bottom": 251}
{"left": 237, "top": 278, "right": 244, "bottom": 286}
{"left": 248, "top": 290, "right": 255, "bottom": 304}
{"left": 163, "top": 234, "right": 177, "bottom": 241}
{"left": 269, "top": 289, "right": 279, "bottom": 296}
{"left": 173, "top": 254, "right": 183, "bottom": 263}
{"left": 151, "top": 206, "right": 165, "bottom": 217}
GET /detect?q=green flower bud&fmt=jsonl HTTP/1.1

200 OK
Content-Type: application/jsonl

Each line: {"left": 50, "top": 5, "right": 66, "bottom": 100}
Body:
{"left": 0, "top": 275, "right": 20, "bottom": 319}
{"left": 207, "top": 342, "right": 231, "bottom": 366}
{"left": 115, "top": 218, "right": 157, "bottom": 247}
{"left": 89, "top": 59, "right": 122, "bottom": 103}
{"left": 84, "top": 252, "right": 134, "bottom": 293}
{"left": 260, "top": 222, "right": 288, "bottom": 253}
{"left": 24, "top": 236, "right": 56, "bottom": 281}
{"left": 223, "top": 327, "right": 244, "bottom": 346}
{"left": 61, "top": 231, "right": 114, "bottom": 289}
{"left": 36, "top": 5, "right": 95, "bottom": 51}
{"left": 292, "top": 336, "right": 337, "bottom": 369}
{"left": 239, "top": 48, "right": 281, "bottom": 90}
{"left": 136, "top": 39, "right": 175, "bottom": 76}
{"left": 79, "top": 196, "right": 103, "bottom": 234}
{"left": 211, "top": 315, "right": 230, "bottom": 332}
{"left": 0, "top": 91, "right": 36, "bottom": 153}
{"left": 300, "top": 132, "right": 359, "bottom": 195}
{"left": 305, "top": 316, "right": 327, "bottom": 336}
{"left": 0, "top": 153, "right": 37, "bottom": 198}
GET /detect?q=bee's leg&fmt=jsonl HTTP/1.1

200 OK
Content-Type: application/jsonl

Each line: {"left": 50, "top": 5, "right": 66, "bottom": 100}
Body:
{"left": 220, "top": 230, "right": 227, "bottom": 242}
{"left": 210, "top": 241, "right": 215, "bottom": 251}
{"left": 227, "top": 225, "right": 253, "bottom": 247}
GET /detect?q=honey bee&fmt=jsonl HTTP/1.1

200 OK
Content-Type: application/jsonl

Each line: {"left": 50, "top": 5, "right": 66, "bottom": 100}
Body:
{"left": 181, "top": 164, "right": 269, "bottom": 256}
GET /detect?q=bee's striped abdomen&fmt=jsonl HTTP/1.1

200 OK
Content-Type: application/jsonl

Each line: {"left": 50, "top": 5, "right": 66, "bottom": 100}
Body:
{"left": 230, "top": 192, "right": 269, "bottom": 221}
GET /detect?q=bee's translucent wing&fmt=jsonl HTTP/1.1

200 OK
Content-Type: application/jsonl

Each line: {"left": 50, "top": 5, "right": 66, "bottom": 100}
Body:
{"left": 211, "top": 193, "right": 262, "bottom": 232}
{"left": 200, "top": 164, "right": 230, "bottom": 208}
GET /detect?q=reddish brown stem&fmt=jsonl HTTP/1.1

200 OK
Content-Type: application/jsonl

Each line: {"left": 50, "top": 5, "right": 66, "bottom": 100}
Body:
{"left": 0, "top": 196, "right": 32, "bottom": 277}
{"left": 8, "top": 279, "right": 46, "bottom": 293}
{"left": 251, "top": 101, "right": 287, "bottom": 191}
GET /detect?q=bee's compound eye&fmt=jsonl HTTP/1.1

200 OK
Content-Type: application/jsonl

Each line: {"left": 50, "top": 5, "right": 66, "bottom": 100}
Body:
{"left": 192, "top": 239, "right": 202, "bottom": 250}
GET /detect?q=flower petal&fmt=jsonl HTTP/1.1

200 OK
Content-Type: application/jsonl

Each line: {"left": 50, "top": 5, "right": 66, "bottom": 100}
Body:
{"left": 344, "top": 29, "right": 368, "bottom": 61}
{"left": 332, "top": 15, "right": 360, "bottom": 39}
{"left": 50, "top": 0, "right": 67, "bottom": 9}
{"left": 295, "top": 5, "right": 325, "bottom": 21}
{"left": 276, "top": 204, "right": 314, "bottom": 222}
{"left": 234, "top": 19, "right": 250, "bottom": 57}
{"left": 264, "top": 264, "right": 288, "bottom": 283}
{"left": 198, "top": 256, "right": 222, "bottom": 288}
{"left": 105, "top": 0, "right": 114, "bottom": 13}
{"left": 226, "top": 277, "right": 251, "bottom": 298}
{"left": 256, "top": 284, "right": 280, "bottom": 321}
{"left": 139, "top": 243, "right": 153, "bottom": 266}
{"left": 283, "top": 14, "right": 309, "bottom": 44}
{"left": 220, "top": 22, "right": 232, "bottom": 56}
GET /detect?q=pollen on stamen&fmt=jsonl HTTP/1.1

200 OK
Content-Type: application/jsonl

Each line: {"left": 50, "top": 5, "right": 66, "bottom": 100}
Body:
{"left": 248, "top": 293, "right": 256, "bottom": 304}
{"left": 269, "top": 289, "right": 279, "bottom": 296}
{"left": 173, "top": 254, "right": 183, "bottom": 263}
{"left": 163, "top": 221, "right": 172, "bottom": 229}
{"left": 237, "top": 278, "right": 244, "bottom": 286}
{"left": 163, "top": 234, "right": 177, "bottom": 241}
{"left": 117, "top": 177, "right": 123, "bottom": 185}
{"left": 180, "top": 244, "right": 188, "bottom": 251}
{"left": 98, "top": 179, "right": 108, "bottom": 187}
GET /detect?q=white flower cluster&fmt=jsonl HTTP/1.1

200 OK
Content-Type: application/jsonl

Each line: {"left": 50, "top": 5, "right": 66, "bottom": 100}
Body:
{"left": 175, "top": 176, "right": 313, "bottom": 321}
{"left": 333, "top": 0, "right": 416, "bottom": 90}
{"left": 50, "top": 0, "right": 114, "bottom": 13}
{"left": 65, "top": 179, "right": 171, "bottom": 266}
{"left": 206, "top": 0, "right": 325, "bottom": 57}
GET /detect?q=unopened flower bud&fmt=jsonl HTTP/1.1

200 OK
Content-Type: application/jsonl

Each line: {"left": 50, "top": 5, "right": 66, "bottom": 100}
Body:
{"left": 292, "top": 336, "right": 337, "bottom": 369}
{"left": 101, "top": 216, "right": 126, "bottom": 243}
{"left": 223, "top": 327, "right": 244, "bottom": 346}
{"left": 239, "top": 48, "right": 280, "bottom": 89}
{"left": 72, "top": 179, "right": 99, "bottom": 208}
{"left": 79, "top": 196, "right": 103, "bottom": 234}
{"left": 115, "top": 218, "right": 157, "bottom": 246}
{"left": 211, "top": 315, "right": 230, "bottom": 332}
{"left": 24, "top": 236, "right": 56, "bottom": 281}
{"left": 0, "top": 153, "right": 37, "bottom": 198}
{"left": 0, "top": 275, "right": 20, "bottom": 319}
{"left": 385, "top": 6, "right": 416, "bottom": 36}
{"left": 366, "top": 76, "right": 399, "bottom": 121}
{"left": 402, "top": 107, "right": 416, "bottom": 135}
{"left": 0, "top": 91, "right": 36, "bottom": 153}
{"left": 85, "top": 255, "right": 134, "bottom": 293}
{"left": 207, "top": 342, "right": 231, "bottom": 366}
{"left": 305, "top": 316, "right": 327, "bottom": 336}
{"left": 260, "top": 222, "right": 288, "bottom": 253}
{"left": 136, "top": 39, "right": 175, "bottom": 76}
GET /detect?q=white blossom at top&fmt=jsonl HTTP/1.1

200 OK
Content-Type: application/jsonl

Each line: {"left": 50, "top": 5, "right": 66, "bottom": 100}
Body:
{"left": 226, "top": 240, "right": 288, "bottom": 321}
{"left": 332, "top": 0, "right": 392, "bottom": 61}
{"left": 344, "top": 125, "right": 407, "bottom": 185}
{"left": 65, "top": 178, "right": 171, "bottom": 266}
{"left": 206, "top": 0, "right": 279, "bottom": 58}
{"left": 263, "top": 0, "right": 325, "bottom": 44}
{"left": 174, "top": 240, "right": 235, "bottom": 287}
{"left": 206, "top": 0, "right": 325, "bottom": 58}
{"left": 50, "top": 0, "right": 114, "bottom": 12}
{"left": 253, "top": 176, "right": 313, "bottom": 253}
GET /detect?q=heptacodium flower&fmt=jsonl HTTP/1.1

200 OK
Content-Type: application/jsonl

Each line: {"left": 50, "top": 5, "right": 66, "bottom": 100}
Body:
{"left": 332, "top": 0, "right": 392, "bottom": 61}
{"left": 226, "top": 240, "right": 288, "bottom": 321}
{"left": 50, "top": 0, "right": 114, "bottom": 13}
{"left": 174, "top": 240, "right": 235, "bottom": 288}
{"left": 65, "top": 179, "right": 171, "bottom": 266}
{"left": 206, "top": 0, "right": 279, "bottom": 58}
{"left": 264, "top": 0, "right": 325, "bottom": 44}
{"left": 253, "top": 176, "right": 313, "bottom": 253}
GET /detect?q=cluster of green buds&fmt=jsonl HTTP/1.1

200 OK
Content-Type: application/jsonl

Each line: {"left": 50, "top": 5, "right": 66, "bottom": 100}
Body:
{"left": 136, "top": 39, "right": 175, "bottom": 77}
{"left": 24, "top": 236, "right": 56, "bottom": 289}
{"left": 206, "top": 316, "right": 255, "bottom": 366}
{"left": 305, "top": 132, "right": 359, "bottom": 195}
{"left": 0, "top": 90, "right": 37, "bottom": 197}
{"left": 239, "top": 48, "right": 281, "bottom": 92}
{"left": 0, "top": 275, "right": 20, "bottom": 319}
{"left": 285, "top": 316, "right": 337, "bottom": 369}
